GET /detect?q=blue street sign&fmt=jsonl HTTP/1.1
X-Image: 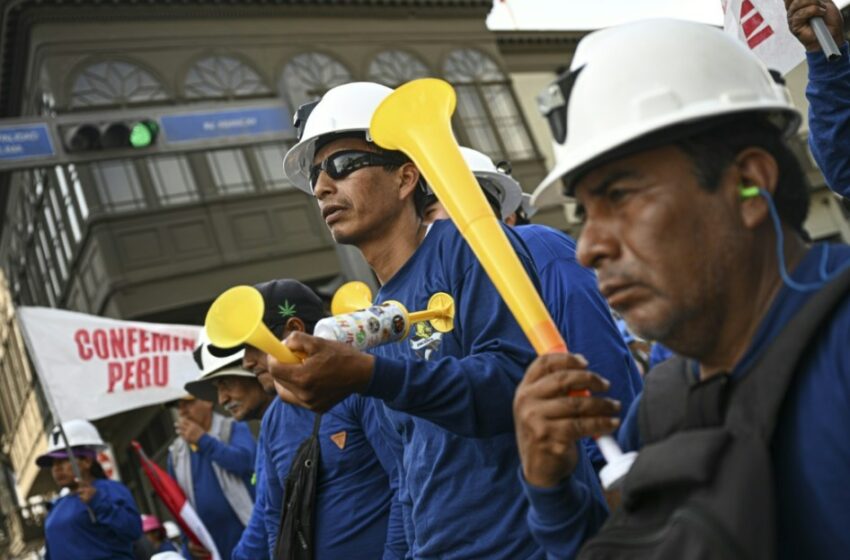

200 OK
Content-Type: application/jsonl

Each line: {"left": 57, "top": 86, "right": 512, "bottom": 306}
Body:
{"left": 0, "top": 124, "right": 55, "bottom": 161}
{"left": 161, "top": 105, "right": 292, "bottom": 144}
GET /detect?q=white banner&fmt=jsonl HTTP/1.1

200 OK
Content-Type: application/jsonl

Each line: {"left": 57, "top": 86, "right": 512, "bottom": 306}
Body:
{"left": 18, "top": 307, "right": 201, "bottom": 421}
{"left": 722, "top": 0, "right": 806, "bottom": 74}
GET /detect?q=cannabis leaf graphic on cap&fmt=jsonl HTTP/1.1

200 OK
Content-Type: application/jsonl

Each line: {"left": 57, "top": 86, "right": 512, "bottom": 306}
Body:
{"left": 278, "top": 300, "right": 297, "bottom": 319}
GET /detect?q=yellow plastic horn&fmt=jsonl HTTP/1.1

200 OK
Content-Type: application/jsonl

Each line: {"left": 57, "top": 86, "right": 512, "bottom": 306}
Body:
{"left": 205, "top": 285, "right": 302, "bottom": 364}
{"left": 370, "top": 78, "right": 566, "bottom": 355}
{"left": 408, "top": 292, "right": 455, "bottom": 333}
{"left": 331, "top": 281, "right": 374, "bottom": 316}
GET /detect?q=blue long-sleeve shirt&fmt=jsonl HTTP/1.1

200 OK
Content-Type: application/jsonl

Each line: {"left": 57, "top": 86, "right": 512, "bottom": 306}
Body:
{"left": 515, "top": 224, "right": 643, "bottom": 470}
{"left": 262, "top": 396, "right": 405, "bottom": 559}
{"left": 232, "top": 423, "right": 270, "bottom": 560}
{"left": 806, "top": 41, "right": 850, "bottom": 198}
{"left": 528, "top": 243, "right": 850, "bottom": 558}
{"left": 168, "top": 419, "right": 256, "bottom": 560}
{"left": 44, "top": 478, "right": 142, "bottom": 560}
{"left": 367, "top": 220, "right": 607, "bottom": 559}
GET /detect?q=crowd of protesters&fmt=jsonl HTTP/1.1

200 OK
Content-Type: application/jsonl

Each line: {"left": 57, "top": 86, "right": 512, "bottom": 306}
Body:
{"left": 35, "top": 2, "right": 850, "bottom": 559}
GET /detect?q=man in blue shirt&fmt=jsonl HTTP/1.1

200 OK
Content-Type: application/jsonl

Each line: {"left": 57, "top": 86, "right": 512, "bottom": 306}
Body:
{"left": 167, "top": 395, "right": 256, "bottom": 559}
{"left": 268, "top": 82, "right": 607, "bottom": 558}
{"left": 243, "top": 279, "right": 405, "bottom": 559}
{"left": 787, "top": 0, "right": 850, "bottom": 199}
{"left": 520, "top": 18, "right": 850, "bottom": 558}
{"left": 423, "top": 146, "right": 643, "bottom": 471}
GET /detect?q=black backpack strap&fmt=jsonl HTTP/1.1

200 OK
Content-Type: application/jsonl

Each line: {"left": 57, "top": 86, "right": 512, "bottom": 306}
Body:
{"left": 310, "top": 413, "right": 322, "bottom": 437}
{"left": 726, "top": 265, "right": 850, "bottom": 439}
{"left": 274, "top": 413, "right": 322, "bottom": 560}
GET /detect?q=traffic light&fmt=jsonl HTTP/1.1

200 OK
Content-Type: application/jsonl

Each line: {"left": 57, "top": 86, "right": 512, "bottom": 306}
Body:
{"left": 61, "top": 119, "right": 159, "bottom": 153}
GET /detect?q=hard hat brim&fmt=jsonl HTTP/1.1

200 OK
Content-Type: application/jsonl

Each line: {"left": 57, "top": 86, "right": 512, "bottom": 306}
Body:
{"left": 533, "top": 106, "right": 801, "bottom": 207}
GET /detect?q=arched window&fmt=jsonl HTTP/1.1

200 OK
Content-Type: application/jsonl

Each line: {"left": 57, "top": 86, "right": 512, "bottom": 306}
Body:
{"left": 443, "top": 48, "right": 536, "bottom": 162}
{"left": 184, "top": 55, "right": 271, "bottom": 99}
{"left": 280, "top": 53, "right": 351, "bottom": 110}
{"left": 367, "top": 50, "right": 429, "bottom": 88}
{"left": 69, "top": 60, "right": 168, "bottom": 108}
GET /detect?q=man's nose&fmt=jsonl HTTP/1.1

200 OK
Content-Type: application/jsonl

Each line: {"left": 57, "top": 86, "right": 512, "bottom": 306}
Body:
{"left": 576, "top": 217, "right": 619, "bottom": 270}
{"left": 313, "top": 169, "right": 336, "bottom": 200}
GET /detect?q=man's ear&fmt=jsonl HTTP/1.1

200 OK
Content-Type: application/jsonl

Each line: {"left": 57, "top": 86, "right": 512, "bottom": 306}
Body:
{"left": 284, "top": 316, "right": 306, "bottom": 335}
{"left": 735, "top": 147, "right": 778, "bottom": 230}
{"left": 398, "top": 162, "right": 422, "bottom": 202}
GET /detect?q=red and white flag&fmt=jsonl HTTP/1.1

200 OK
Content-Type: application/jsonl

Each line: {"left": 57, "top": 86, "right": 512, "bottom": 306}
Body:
{"left": 722, "top": 0, "right": 806, "bottom": 74}
{"left": 131, "top": 441, "right": 221, "bottom": 560}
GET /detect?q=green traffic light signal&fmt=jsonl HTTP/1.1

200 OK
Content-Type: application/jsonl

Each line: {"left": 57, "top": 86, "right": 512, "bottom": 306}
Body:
{"left": 129, "top": 121, "right": 158, "bottom": 148}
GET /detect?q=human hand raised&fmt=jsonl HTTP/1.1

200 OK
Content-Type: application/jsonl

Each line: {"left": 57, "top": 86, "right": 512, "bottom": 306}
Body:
{"left": 786, "top": 0, "right": 845, "bottom": 52}
{"left": 514, "top": 353, "right": 621, "bottom": 488}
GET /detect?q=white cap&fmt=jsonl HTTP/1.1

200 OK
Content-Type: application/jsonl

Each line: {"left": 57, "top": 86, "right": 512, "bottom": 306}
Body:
{"left": 283, "top": 82, "right": 394, "bottom": 194}
{"left": 532, "top": 18, "right": 800, "bottom": 208}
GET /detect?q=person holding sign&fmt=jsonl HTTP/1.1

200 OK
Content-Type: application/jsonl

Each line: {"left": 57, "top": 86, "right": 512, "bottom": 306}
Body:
{"left": 37, "top": 420, "right": 142, "bottom": 560}
{"left": 787, "top": 0, "right": 850, "bottom": 198}
{"left": 269, "top": 82, "right": 606, "bottom": 559}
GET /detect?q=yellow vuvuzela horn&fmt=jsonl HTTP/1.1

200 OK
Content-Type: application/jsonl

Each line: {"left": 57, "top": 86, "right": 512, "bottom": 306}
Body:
{"left": 331, "top": 281, "right": 375, "bottom": 315}
{"left": 205, "top": 285, "right": 302, "bottom": 364}
{"left": 370, "top": 78, "right": 566, "bottom": 355}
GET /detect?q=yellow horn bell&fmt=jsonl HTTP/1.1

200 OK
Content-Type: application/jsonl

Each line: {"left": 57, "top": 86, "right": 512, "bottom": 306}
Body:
{"left": 205, "top": 285, "right": 302, "bottom": 364}
{"left": 370, "top": 79, "right": 566, "bottom": 355}
{"left": 407, "top": 292, "right": 455, "bottom": 333}
{"left": 331, "top": 281, "right": 374, "bottom": 315}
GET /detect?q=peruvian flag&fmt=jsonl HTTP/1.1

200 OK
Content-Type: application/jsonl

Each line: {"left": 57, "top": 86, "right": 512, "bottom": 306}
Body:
{"left": 131, "top": 441, "right": 222, "bottom": 560}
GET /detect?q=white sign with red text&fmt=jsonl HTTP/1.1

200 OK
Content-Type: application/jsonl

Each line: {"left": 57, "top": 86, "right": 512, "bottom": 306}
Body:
{"left": 722, "top": 0, "right": 806, "bottom": 75}
{"left": 18, "top": 307, "right": 201, "bottom": 421}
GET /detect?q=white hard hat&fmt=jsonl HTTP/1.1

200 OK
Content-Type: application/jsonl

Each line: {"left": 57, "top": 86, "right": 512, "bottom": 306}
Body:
{"left": 532, "top": 18, "right": 800, "bottom": 208}
{"left": 459, "top": 147, "right": 523, "bottom": 220}
{"left": 283, "top": 82, "right": 394, "bottom": 194}
{"left": 519, "top": 193, "right": 538, "bottom": 219}
{"left": 193, "top": 328, "right": 244, "bottom": 377}
{"left": 36, "top": 419, "right": 106, "bottom": 466}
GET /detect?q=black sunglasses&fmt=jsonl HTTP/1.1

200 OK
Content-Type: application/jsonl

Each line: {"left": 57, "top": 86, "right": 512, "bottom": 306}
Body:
{"left": 309, "top": 150, "right": 407, "bottom": 190}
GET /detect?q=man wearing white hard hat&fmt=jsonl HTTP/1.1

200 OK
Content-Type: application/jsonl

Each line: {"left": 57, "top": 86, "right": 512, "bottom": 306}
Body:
{"left": 271, "top": 82, "right": 607, "bottom": 558}
{"left": 37, "top": 419, "right": 143, "bottom": 559}
{"left": 167, "top": 337, "right": 256, "bottom": 560}
{"left": 184, "top": 330, "right": 273, "bottom": 560}
{"left": 424, "top": 146, "right": 643, "bottom": 473}
{"left": 515, "top": 18, "right": 850, "bottom": 558}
